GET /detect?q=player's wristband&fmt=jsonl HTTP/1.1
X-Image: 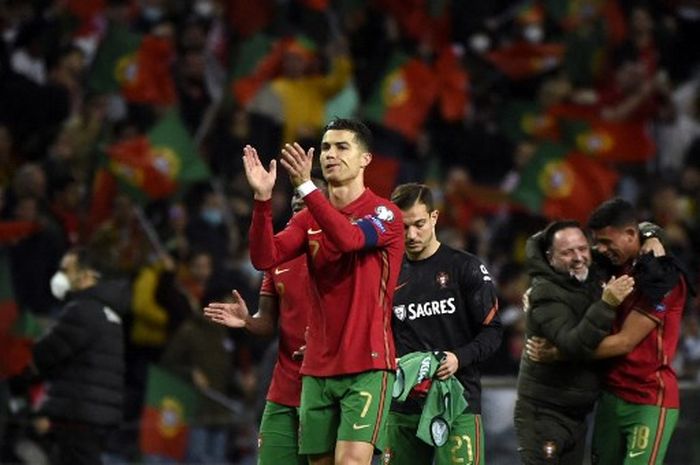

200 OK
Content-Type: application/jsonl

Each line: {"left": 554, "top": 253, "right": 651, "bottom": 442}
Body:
{"left": 296, "top": 180, "right": 317, "bottom": 198}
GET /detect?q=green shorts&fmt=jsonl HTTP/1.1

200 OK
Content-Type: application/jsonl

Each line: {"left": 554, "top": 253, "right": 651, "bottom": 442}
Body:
{"left": 382, "top": 410, "right": 485, "bottom": 465}
{"left": 592, "top": 391, "right": 679, "bottom": 465}
{"left": 298, "top": 370, "right": 394, "bottom": 455}
{"left": 258, "top": 401, "right": 306, "bottom": 465}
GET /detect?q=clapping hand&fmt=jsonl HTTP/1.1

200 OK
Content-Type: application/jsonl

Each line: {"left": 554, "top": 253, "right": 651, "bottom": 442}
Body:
{"left": 279, "top": 142, "right": 314, "bottom": 188}
{"left": 242, "top": 145, "right": 277, "bottom": 201}
{"left": 204, "top": 290, "right": 250, "bottom": 328}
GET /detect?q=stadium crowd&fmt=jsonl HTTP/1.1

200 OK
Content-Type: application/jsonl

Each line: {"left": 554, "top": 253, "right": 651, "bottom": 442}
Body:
{"left": 0, "top": 0, "right": 699, "bottom": 464}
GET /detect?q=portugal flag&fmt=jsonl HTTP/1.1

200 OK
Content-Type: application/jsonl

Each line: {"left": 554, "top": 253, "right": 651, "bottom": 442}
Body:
{"left": 559, "top": 117, "right": 655, "bottom": 163}
{"left": 512, "top": 142, "right": 619, "bottom": 223}
{"left": 139, "top": 365, "right": 199, "bottom": 460}
{"left": 230, "top": 33, "right": 284, "bottom": 106}
{"left": 499, "top": 100, "right": 559, "bottom": 142}
{"left": 485, "top": 42, "right": 565, "bottom": 81}
{"left": 106, "top": 111, "right": 210, "bottom": 202}
{"left": 88, "top": 23, "right": 141, "bottom": 94}
{"left": 0, "top": 251, "right": 40, "bottom": 379}
{"left": 89, "top": 25, "right": 177, "bottom": 106}
{"left": 364, "top": 52, "right": 437, "bottom": 141}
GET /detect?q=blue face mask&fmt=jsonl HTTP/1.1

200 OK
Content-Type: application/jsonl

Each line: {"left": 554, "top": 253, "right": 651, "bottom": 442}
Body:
{"left": 142, "top": 6, "right": 163, "bottom": 21}
{"left": 201, "top": 208, "right": 223, "bottom": 225}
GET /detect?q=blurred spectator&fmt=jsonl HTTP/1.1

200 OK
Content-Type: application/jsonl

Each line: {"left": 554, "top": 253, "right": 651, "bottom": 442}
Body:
{"left": 49, "top": 175, "right": 83, "bottom": 245}
{"left": 88, "top": 193, "right": 149, "bottom": 277}
{"left": 46, "top": 45, "right": 86, "bottom": 118}
{"left": 261, "top": 36, "right": 352, "bottom": 144}
{"left": 186, "top": 188, "right": 233, "bottom": 272}
{"left": 481, "top": 262, "right": 528, "bottom": 376}
{"left": 161, "top": 201, "right": 190, "bottom": 259}
{"left": 0, "top": 124, "right": 20, "bottom": 188}
{"left": 159, "top": 286, "right": 246, "bottom": 464}
{"left": 681, "top": 313, "right": 700, "bottom": 381}
{"left": 598, "top": 44, "right": 673, "bottom": 123}
{"left": 125, "top": 254, "right": 174, "bottom": 421}
{"left": 176, "top": 47, "right": 214, "bottom": 135}
{"left": 9, "top": 195, "right": 65, "bottom": 314}
{"left": 10, "top": 17, "right": 49, "bottom": 85}
{"left": 154, "top": 250, "right": 255, "bottom": 463}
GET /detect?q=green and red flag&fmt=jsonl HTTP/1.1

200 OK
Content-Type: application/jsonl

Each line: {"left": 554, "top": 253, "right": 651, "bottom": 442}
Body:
{"left": 516, "top": 0, "right": 545, "bottom": 25}
{"left": 485, "top": 41, "right": 565, "bottom": 81}
{"left": 0, "top": 251, "right": 42, "bottom": 378}
{"left": 230, "top": 33, "right": 285, "bottom": 106}
{"left": 87, "top": 167, "right": 119, "bottom": 232}
{"left": 434, "top": 46, "right": 470, "bottom": 122}
{"left": 0, "top": 251, "right": 18, "bottom": 335}
{"left": 377, "top": 0, "right": 451, "bottom": 47}
{"left": 140, "top": 365, "right": 199, "bottom": 460}
{"left": 364, "top": 52, "right": 437, "bottom": 141}
{"left": 500, "top": 100, "right": 559, "bottom": 142}
{"left": 106, "top": 111, "right": 210, "bottom": 202}
{"left": 543, "top": 0, "right": 603, "bottom": 30}
{"left": 558, "top": 117, "right": 656, "bottom": 163}
{"left": 88, "top": 23, "right": 142, "bottom": 94}
{"left": 120, "top": 35, "right": 177, "bottom": 106}
{"left": 511, "top": 142, "right": 619, "bottom": 223}
{"left": 63, "top": 0, "right": 106, "bottom": 36}
{"left": 89, "top": 26, "right": 176, "bottom": 106}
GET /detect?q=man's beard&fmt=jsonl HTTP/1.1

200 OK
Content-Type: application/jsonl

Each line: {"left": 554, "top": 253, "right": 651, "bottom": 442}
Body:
{"left": 569, "top": 267, "right": 589, "bottom": 282}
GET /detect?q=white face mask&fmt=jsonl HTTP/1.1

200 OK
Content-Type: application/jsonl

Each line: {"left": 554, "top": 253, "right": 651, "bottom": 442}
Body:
{"left": 50, "top": 271, "right": 71, "bottom": 300}
{"left": 194, "top": 0, "right": 214, "bottom": 17}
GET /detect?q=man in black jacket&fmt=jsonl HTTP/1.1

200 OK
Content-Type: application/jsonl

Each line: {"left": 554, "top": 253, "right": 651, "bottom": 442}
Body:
{"left": 515, "top": 221, "right": 635, "bottom": 465}
{"left": 29, "top": 247, "right": 129, "bottom": 465}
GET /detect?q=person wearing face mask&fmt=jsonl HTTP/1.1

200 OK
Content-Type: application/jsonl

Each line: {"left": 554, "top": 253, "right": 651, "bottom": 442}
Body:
{"left": 26, "top": 247, "right": 129, "bottom": 465}
{"left": 186, "top": 189, "right": 231, "bottom": 273}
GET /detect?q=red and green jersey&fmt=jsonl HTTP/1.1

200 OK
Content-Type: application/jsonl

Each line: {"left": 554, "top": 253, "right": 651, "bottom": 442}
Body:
{"left": 249, "top": 188, "right": 404, "bottom": 376}
{"left": 604, "top": 277, "right": 687, "bottom": 408}
{"left": 259, "top": 254, "right": 311, "bottom": 407}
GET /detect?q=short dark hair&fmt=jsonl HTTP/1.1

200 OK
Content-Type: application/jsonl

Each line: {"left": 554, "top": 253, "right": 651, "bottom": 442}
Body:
{"left": 391, "top": 183, "right": 435, "bottom": 212}
{"left": 68, "top": 246, "right": 102, "bottom": 276}
{"left": 323, "top": 118, "right": 373, "bottom": 151}
{"left": 587, "top": 197, "right": 637, "bottom": 230}
{"left": 541, "top": 220, "right": 583, "bottom": 255}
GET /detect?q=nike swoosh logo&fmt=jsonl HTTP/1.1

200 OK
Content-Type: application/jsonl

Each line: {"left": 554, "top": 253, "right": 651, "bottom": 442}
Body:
{"left": 352, "top": 423, "right": 371, "bottom": 430}
{"left": 307, "top": 228, "right": 322, "bottom": 234}
{"left": 628, "top": 451, "right": 645, "bottom": 458}
{"left": 395, "top": 281, "right": 409, "bottom": 291}
{"left": 274, "top": 268, "right": 290, "bottom": 275}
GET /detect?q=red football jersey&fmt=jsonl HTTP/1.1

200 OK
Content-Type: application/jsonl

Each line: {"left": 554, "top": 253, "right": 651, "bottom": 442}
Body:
{"left": 604, "top": 277, "right": 687, "bottom": 408}
{"left": 260, "top": 254, "right": 310, "bottom": 407}
{"left": 250, "top": 188, "right": 404, "bottom": 376}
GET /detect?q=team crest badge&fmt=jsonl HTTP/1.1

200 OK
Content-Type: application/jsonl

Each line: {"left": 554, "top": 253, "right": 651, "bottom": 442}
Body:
{"left": 375, "top": 205, "right": 395, "bottom": 222}
{"left": 436, "top": 272, "right": 449, "bottom": 288}
{"left": 393, "top": 305, "right": 406, "bottom": 321}
{"left": 430, "top": 417, "right": 449, "bottom": 447}
{"left": 543, "top": 440, "right": 557, "bottom": 459}
{"left": 383, "top": 447, "right": 393, "bottom": 464}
